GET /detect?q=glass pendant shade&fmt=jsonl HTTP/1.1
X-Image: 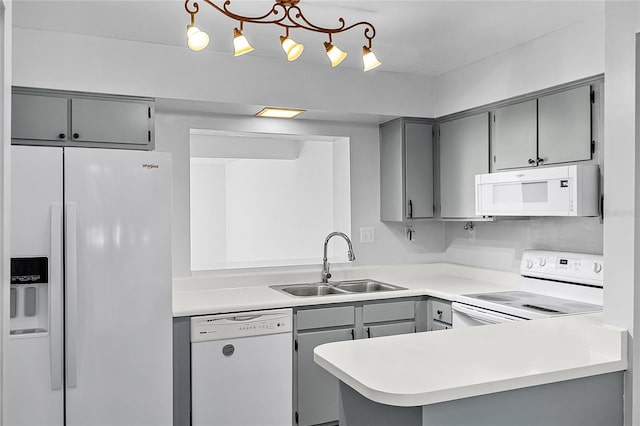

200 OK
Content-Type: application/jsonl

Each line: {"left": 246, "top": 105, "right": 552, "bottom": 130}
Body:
{"left": 324, "top": 42, "right": 348, "bottom": 67}
{"left": 187, "top": 26, "right": 210, "bottom": 51}
{"left": 279, "top": 36, "right": 304, "bottom": 61}
{"left": 233, "top": 28, "right": 254, "bottom": 56}
{"left": 362, "top": 46, "right": 382, "bottom": 72}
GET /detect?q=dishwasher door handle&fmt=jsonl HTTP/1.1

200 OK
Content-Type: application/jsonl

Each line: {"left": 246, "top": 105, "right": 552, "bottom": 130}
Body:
{"left": 230, "top": 315, "right": 262, "bottom": 322}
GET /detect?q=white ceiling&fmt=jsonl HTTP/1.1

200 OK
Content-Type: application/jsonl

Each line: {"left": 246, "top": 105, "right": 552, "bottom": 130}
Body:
{"left": 13, "top": 0, "right": 604, "bottom": 77}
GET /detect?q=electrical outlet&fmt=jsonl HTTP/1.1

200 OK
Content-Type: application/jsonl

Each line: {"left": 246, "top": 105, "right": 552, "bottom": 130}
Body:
{"left": 359, "top": 227, "right": 375, "bottom": 243}
{"left": 405, "top": 226, "right": 415, "bottom": 242}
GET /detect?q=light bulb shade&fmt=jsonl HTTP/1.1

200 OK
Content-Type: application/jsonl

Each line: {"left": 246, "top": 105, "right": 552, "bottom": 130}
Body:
{"left": 324, "top": 42, "right": 348, "bottom": 67}
{"left": 233, "top": 28, "right": 254, "bottom": 56}
{"left": 280, "top": 35, "right": 304, "bottom": 61}
{"left": 187, "top": 26, "right": 210, "bottom": 51}
{"left": 362, "top": 46, "right": 382, "bottom": 72}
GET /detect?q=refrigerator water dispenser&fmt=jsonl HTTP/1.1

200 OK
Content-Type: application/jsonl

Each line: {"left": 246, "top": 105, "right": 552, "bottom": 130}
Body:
{"left": 10, "top": 257, "right": 49, "bottom": 336}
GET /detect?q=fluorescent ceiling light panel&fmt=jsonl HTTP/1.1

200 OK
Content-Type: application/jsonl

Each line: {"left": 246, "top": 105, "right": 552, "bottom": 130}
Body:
{"left": 256, "top": 107, "right": 305, "bottom": 119}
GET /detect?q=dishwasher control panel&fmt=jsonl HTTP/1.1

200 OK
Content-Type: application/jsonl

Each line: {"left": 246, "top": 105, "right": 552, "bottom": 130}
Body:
{"left": 190, "top": 308, "right": 292, "bottom": 342}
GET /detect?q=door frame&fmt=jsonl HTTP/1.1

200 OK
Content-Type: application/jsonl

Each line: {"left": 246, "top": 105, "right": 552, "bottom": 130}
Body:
{"left": 1, "top": 0, "right": 12, "bottom": 422}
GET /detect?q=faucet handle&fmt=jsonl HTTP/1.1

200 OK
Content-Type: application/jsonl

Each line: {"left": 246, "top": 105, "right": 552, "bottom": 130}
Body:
{"left": 326, "top": 272, "right": 332, "bottom": 280}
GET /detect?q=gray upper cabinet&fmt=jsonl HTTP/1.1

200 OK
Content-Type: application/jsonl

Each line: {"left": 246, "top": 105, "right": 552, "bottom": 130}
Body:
{"left": 12, "top": 87, "right": 154, "bottom": 149}
{"left": 492, "top": 84, "right": 593, "bottom": 171}
{"left": 380, "top": 118, "right": 434, "bottom": 221}
{"left": 71, "top": 98, "right": 152, "bottom": 145}
{"left": 538, "top": 85, "right": 592, "bottom": 165}
{"left": 12, "top": 93, "right": 68, "bottom": 142}
{"left": 493, "top": 99, "right": 537, "bottom": 170}
{"left": 439, "top": 113, "right": 490, "bottom": 219}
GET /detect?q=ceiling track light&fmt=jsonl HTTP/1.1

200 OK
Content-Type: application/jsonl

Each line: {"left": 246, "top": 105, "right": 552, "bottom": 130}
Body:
{"left": 184, "top": 0, "right": 381, "bottom": 71}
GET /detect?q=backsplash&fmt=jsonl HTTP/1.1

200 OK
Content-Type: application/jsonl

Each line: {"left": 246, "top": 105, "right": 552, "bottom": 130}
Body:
{"left": 444, "top": 217, "right": 603, "bottom": 272}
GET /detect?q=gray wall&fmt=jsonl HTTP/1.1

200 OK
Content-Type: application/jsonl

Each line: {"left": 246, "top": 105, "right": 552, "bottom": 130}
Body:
{"left": 155, "top": 110, "right": 445, "bottom": 278}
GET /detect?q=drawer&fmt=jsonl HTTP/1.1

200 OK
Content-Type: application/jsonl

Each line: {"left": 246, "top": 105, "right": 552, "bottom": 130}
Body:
{"left": 362, "top": 300, "right": 415, "bottom": 324}
{"left": 296, "top": 305, "right": 355, "bottom": 330}
{"left": 430, "top": 300, "right": 452, "bottom": 324}
{"left": 430, "top": 320, "right": 451, "bottom": 331}
{"left": 366, "top": 321, "right": 416, "bottom": 338}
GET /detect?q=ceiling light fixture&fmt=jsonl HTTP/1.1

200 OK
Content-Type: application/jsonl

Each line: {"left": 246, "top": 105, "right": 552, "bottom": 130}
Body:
{"left": 256, "top": 107, "right": 306, "bottom": 119}
{"left": 324, "top": 37, "right": 347, "bottom": 68}
{"left": 184, "top": 0, "right": 381, "bottom": 71}
{"left": 233, "top": 24, "right": 254, "bottom": 56}
{"left": 186, "top": 25, "right": 210, "bottom": 51}
{"left": 362, "top": 46, "right": 382, "bottom": 72}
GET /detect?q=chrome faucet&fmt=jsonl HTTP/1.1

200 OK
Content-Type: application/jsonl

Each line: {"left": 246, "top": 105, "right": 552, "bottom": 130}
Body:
{"left": 321, "top": 232, "right": 356, "bottom": 283}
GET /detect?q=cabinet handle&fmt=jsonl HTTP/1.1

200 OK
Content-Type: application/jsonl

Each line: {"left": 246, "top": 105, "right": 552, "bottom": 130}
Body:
{"left": 408, "top": 199, "right": 413, "bottom": 218}
{"left": 536, "top": 157, "right": 544, "bottom": 165}
{"left": 366, "top": 327, "right": 371, "bottom": 338}
{"left": 528, "top": 158, "right": 536, "bottom": 165}
{"left": 58, "top": 133, "right": 65, "bottom": 139}
{"left": 73, "top": 133, "right": 80, "bottom": 139}
{"left": 350, "top": 329, "right": 355, "bottom": 340}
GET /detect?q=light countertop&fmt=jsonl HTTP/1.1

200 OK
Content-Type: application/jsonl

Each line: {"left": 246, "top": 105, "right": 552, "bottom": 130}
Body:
{"left": 174, "top": 262, "right": 627, "bottom": 407}
{"left": 173, "top": 263, "right": 519, "bottom": 317}
{"left": 314, "top": 313, "right": 627, "bottom": 407}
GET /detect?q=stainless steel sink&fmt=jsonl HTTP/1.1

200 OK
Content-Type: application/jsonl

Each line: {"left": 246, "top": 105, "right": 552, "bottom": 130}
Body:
{"left": 274, "top": 284, "right": 349, "bottom": 297}
{"left": 333, "top": 279, "right": 405, "bottom": 293}
{"left": 270, "top": 279, "right": 406, "bottom": 297}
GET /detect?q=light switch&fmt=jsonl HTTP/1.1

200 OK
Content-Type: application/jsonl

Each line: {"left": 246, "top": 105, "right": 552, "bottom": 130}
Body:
{"left": 360, "top": 227, "right": 375, "bottom": 244}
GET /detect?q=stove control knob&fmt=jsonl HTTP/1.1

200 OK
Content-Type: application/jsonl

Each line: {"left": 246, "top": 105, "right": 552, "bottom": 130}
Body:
{"left": 524, "top": 258, "right": 534, "bottom": 269}
{"left": 593, "top": 262, "right": 603, "bottom": 273}
{"left": 538, "top": 257, "right": 547, "bottom": 267}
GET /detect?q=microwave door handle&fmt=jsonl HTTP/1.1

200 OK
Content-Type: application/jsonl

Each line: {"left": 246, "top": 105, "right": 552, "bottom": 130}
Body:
{"left": 49, "top": 203, "right": 63, "bottom": 391}
{"left": 65, "top": 202, "right": 78, "bottom": 388}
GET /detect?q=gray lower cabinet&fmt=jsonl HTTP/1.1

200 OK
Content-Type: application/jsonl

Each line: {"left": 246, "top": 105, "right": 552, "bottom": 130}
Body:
{"left": 380, "top": 118, "right": 434, "bottom": 221}
{"left": 12, "top": 87, "right": 154, "bottom": 149}
{"left": 297, "top": 329, "right": 355, "bottom": 426}
{"left": 439, "top": 113, "right": 490, "bottom": 219}
{"left": 427, "top": 298, "right": 452, "bottom": 331}
{"left": 295, "top": 298, "right": 425, "bottom": 426}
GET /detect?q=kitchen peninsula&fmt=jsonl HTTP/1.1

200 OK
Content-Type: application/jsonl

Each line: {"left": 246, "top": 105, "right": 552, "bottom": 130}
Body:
{"left": 314, "top": 313, "right": 627, "bottom": 426}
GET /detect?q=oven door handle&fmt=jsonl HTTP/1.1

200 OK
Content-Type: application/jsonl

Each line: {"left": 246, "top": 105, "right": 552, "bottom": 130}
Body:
{"left": 452, "top": 302, "right": 522, "bottom": 324}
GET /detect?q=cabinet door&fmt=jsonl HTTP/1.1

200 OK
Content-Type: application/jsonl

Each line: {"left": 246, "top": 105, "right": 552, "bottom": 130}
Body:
{"left": 71, "top": 98, "right": 151, "bottom": 145}
{"left": 366, "top": 321, "right": 415, "bottom": 338}
{"left": 439, "top": 113, "right": 490, "bottom": 218}
{"left": 380, "top": 119, "right": 404, "bottom": 221}
{"left": 12, "top": 94, "right": 68, "bottom": 142}
{"left": 538, "top": 85, "right": 592, "bottom": 165}
{"left": 493, "top": 100, "right": 537, "bottom": 170}
{"left": 297, "top": 328, "right": 354, "bottom": 426}
{"left": 404, "top": 122, "right": 434, "bottom": 218}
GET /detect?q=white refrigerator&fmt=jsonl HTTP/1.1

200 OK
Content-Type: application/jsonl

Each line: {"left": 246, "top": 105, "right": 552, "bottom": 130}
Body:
{"left": 7, "top": 146, "right": 173, "bottom": 426}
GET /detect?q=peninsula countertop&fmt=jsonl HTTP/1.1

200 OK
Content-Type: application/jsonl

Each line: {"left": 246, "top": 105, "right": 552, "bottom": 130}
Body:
{"left": 314, "top": 313, "right": 627, "bottom": 407}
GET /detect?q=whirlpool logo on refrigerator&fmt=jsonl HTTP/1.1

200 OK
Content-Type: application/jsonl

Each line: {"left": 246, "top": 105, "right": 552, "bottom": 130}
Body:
{"left": 142, "top": 163, "right": 159, "bottom": 169}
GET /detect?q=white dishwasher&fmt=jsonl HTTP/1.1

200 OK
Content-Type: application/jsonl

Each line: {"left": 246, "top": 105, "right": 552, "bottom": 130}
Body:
{"left": 191, "top": 308, "right": 293, "bottom": 426}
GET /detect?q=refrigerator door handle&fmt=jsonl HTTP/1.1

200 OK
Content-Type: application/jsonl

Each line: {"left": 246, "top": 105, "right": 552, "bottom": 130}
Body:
{"left": 65, "top": 202, "right": 78, "bottom": 388}
{"left": 50, "top": 203, "right": 64, "bottom": 391}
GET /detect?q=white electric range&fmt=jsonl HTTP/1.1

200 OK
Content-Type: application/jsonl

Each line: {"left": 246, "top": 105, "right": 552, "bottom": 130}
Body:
{"left": 452, "top": 250, "right": 603, "bottom": 327}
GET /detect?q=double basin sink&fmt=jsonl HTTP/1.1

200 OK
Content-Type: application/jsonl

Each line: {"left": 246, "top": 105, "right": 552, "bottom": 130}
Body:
{"left": 270, "top": 279, "right": 406, "bottom": 297}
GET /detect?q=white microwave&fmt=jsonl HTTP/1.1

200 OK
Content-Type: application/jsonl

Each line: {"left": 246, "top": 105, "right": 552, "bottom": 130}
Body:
{"left": 475, "top": 164, "right": 600, "bottom": 217}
